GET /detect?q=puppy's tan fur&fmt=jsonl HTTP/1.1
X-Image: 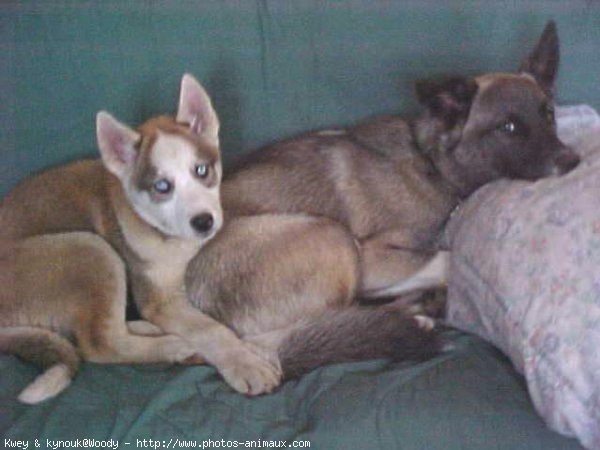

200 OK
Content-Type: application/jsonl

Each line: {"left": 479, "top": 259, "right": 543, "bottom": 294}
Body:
{"left": 0, "top": 75, "right": 280, "bottom": 403}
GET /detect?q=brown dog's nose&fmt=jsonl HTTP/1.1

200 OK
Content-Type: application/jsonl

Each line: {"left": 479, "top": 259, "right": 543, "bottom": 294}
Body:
{"left": 554, "top": 150, "right": 581, "bottom": 175}
{"left": 190, "top": 213, "right": 214, "bottom": 234}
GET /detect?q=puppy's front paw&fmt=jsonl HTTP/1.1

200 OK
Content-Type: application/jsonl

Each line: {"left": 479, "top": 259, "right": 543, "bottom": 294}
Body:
{"left": 243, "top": 341, "right": 282, "bottom": 373}
{"left": 217, "top": 343, "right": 281, "bottom": 396}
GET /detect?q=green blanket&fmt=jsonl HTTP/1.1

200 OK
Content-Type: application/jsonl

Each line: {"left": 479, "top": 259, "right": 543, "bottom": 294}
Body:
{"left": 0, "top": 332, "right": 582, "bottom": 449}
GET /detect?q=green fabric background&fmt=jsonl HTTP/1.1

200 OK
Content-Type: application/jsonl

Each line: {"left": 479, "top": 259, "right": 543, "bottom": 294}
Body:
{"left": 2, "top": 1, "right": 599, "bottom": 195}
{"left": 1, "top": 2, "right": 598, "bottom": 448}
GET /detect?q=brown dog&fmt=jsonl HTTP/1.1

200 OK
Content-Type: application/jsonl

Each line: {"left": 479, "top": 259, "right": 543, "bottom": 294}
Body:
{"left": 186, "top": 22, "right": 579, "bottom": 379}
{"left": 220, "top": 21, "right": 579, "bottom": 298}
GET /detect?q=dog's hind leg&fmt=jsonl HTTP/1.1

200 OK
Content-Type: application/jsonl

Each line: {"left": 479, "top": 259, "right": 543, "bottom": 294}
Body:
{"left": 10, "top": 232, "right": 196, "bottom": 366}
{"left": 362, "top": 251, "right": 449, "bottom": 299}
{"left": 358, "top": 229, "right": 448, "bottom": 296}
{"left": 62, "top": 235, "right": 197, "bottom": 365}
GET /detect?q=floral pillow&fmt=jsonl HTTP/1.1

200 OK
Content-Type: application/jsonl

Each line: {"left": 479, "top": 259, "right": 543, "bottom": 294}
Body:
{"left": 444, "top": 105, "right": 600, "bottom": 449}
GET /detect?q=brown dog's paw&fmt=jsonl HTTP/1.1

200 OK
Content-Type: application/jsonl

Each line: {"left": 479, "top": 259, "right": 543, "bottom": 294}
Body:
{"left": 414, "top": 314, "right": 435, "bottom": 331}
{"left": 390, "top": 290, "right": 447, "bottom": 319}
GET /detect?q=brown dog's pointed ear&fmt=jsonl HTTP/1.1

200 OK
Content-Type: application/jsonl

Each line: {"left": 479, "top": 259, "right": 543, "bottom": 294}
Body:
{"left": 96, "top": 111, "right": 140, "bottom": 178}
{"left": 519, "top": 21, "right": 559, "bottom": 95}
{"left": 415, "top": 77, "right": 478, "bottom": 127}
{"left": 176, "top": 74, "right": 220, "bottom": 146}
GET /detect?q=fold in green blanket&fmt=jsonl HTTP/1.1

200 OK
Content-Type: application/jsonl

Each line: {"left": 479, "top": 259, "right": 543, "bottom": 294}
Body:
{"left": 1, "top": 332, "right": 582, "bottom": 449}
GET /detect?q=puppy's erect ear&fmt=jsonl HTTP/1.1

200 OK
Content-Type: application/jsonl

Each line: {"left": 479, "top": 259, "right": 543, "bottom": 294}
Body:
{"left": 519, "top": 21, "right": 559, "bottom": 95}
{"left": 96, "top": 111, "right": 141, "bottom": 178}
{"left": 415, "top": 76, "right": 478, "bottom": 128}
{"left": 176, "top": 74, "right": 220, "bottom": 146}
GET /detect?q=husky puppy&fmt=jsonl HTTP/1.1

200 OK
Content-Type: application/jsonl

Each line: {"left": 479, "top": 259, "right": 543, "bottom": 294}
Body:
{"left": 0, "top": 75, "right": 280, "bottom": 403}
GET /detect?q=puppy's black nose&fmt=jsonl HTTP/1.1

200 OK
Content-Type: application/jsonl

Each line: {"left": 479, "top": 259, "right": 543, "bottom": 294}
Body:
{"left": 554, "top": 150, "right": 581, "bottom": 175}
{"left": 190, "top": 213, "right": 214, "bottom": 234}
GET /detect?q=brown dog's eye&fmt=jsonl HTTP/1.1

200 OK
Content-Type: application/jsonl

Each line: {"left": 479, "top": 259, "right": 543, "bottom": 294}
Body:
{"left": 501, "top": 121, "right": 516, "bottom": 134}
{"left": 498, "top": 115, "right": 527, "bottom": 137}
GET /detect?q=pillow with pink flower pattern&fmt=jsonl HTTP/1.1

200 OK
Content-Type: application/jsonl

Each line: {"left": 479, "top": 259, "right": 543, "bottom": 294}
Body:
{"left": 444, "top": 105, "right": 600, "bottom": 449}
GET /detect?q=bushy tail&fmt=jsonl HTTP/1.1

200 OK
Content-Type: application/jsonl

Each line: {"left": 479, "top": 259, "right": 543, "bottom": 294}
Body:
{"left": 0, "top": 326, "right": 80, "bottom": 403}
{"left": 278, "top": 307, "right": 441, "bottom": 379}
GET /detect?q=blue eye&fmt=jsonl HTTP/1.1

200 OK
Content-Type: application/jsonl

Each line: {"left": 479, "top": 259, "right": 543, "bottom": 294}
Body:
{"left": 153, "top": 179, "right": 172, "bottom": 194}
{"left": 195, "top": 163, "right": 209, "bottom": 179}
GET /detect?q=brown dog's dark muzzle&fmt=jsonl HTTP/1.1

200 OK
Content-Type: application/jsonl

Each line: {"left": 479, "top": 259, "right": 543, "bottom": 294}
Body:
{"left": 553, "top": 148, "right": 581, "bottom": 175}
